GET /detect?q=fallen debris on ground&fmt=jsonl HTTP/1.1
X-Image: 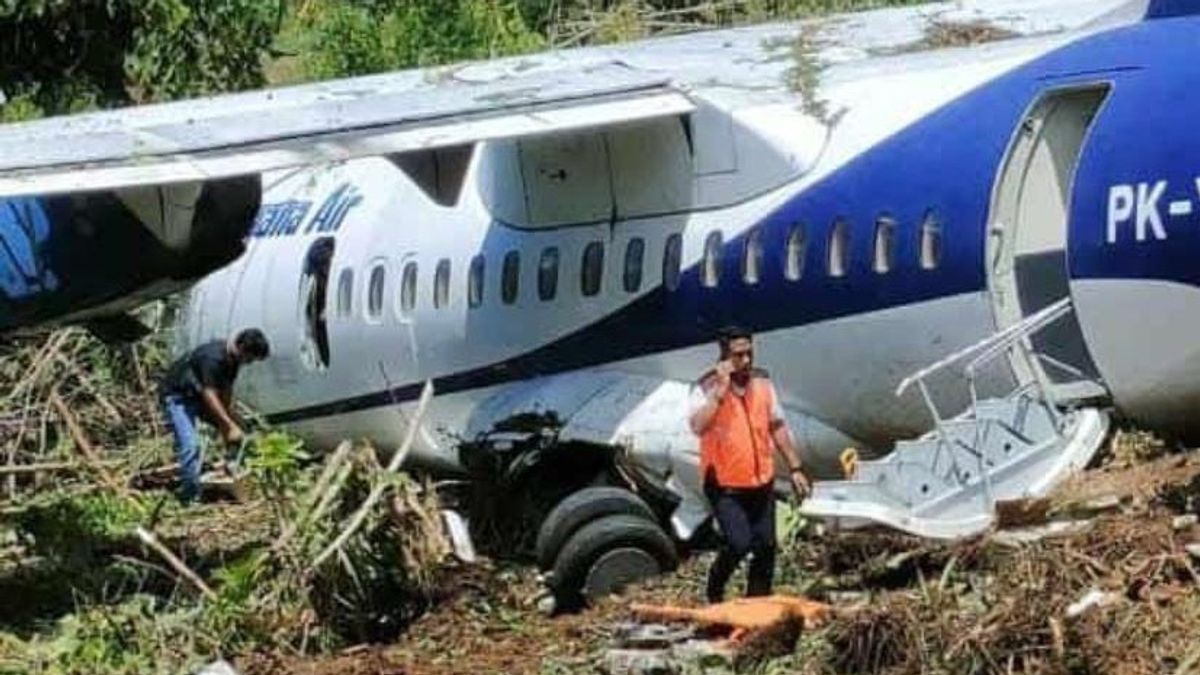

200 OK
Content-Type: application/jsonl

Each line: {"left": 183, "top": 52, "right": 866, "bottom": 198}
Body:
{"left": 5, "top": 431, "right": 1200, "bottom": 674}
{"left": 602, "top": 596, "right": 831, "bottom": 673}
{"left": 378, "top": 448, "right": 1200, "bottom": 675}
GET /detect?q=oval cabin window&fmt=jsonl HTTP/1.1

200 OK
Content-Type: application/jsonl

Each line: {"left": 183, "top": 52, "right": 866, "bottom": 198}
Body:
{"left": 785, "top": 224, "right": 806, "bottom": 281}
{"left": 920, "top": 210, "right": 942, "bottom": 270}
{"left": 623, "top": 238, "right": 644, "bottom": 293}
{"left": 702, "top": 231, "right": 722, "bottom": 288}
{"left": 502, "top": 250, "right": 520, "bottom": 305}
{"left": 367, "top": 263, "right": 386, "bottom": 319}
{"left": 663, "top": 233, "right": 683, "bottom": 292}
{"left": 581, "top": 241, "right": 604, "bottom": 297}
{"left": 400, "top": 261, "right": 418, "bottom": 316}
{"left": 336, "top": 268, "right": 354, "bottom": 318}
{"left": 874, "top": 216, "right": 897, "bottom": 274}
{"left": 538, "top": 247, "right": 559, "bottom": 301}
{"left": 743, "top": 228, "right": 764, "bottom": 285}
{"left": 434, "top": 259, "right": 451, "bottom": 309}
{"left": 468, "top": 254, "right": 485, "bottom": 308}
{"left": 828, "top": 219, "right": 849, "bottom": 278}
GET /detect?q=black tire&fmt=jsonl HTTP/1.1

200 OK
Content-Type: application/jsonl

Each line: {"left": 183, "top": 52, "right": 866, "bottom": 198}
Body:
{"left": 549, "top": 513, "right": 678, "bottom": 607}
{"left": 535, "top": 487, "right": 657, "bottom": 570}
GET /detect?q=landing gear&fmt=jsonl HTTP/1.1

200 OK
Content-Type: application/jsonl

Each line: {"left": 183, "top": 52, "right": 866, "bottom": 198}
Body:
{"left": 458, "top": 416, "right": 680, "bottom": 609}
{"left": 535, "top": 486, "right": 658, "bottom": 569}
{"left": 539, "top": 491, "right": 678, "bottom": 610}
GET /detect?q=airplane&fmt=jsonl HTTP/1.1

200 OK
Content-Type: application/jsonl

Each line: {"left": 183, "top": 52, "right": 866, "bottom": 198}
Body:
{"left": 0, "top": 34, "right": 692, "bottom": 340}
{"left": 9, "top": 0, "right": 1199, "bottom": 605}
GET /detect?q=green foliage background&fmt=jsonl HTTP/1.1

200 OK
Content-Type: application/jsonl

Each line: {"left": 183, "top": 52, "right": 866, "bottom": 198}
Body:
{"left": 0, "top": 0, "right": 281, "bottom": 121}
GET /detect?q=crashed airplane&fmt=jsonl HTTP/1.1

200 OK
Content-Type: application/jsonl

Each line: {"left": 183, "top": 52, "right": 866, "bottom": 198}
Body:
{"left": 4, "top": 0, "right": 1199, "bottom": 604}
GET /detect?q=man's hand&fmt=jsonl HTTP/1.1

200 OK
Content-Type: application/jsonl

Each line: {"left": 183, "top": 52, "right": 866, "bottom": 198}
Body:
{"left": 690, "top": 359, "right": 736, "bottom": 436}
{"left": 222, "top": 425, "right": 245, "bottom": 445}
{"left": 713, "top": 359, "right": 734, "bottom": 397}
{"left": 789, "top": 469, "right": 811, "bottom": 501}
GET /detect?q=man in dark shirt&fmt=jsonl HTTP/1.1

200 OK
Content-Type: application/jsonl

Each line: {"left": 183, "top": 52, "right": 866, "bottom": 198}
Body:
{"left": 160, "top": 328, "right": 270, "bottom": 502}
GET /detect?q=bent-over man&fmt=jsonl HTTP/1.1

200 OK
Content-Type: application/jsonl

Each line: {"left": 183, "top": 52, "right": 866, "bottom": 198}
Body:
{"left": 160, "top": 328, "right": 270, "bottom": 502}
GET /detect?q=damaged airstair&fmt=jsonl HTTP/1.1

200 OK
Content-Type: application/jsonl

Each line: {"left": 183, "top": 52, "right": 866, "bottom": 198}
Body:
{"left": 801, "top": 298, "right": 1111, "bottom": 539}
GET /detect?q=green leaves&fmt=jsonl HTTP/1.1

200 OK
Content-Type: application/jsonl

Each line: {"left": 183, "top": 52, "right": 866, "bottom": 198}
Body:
{"left": 17, "top": 490, "right": 146, "bottom": 563}
{"left": 296, "top": 0, "right": 545, "bottom": 80}
{"left": 0, "top": 0, "right": 280, "bottom": 119}
{"left": 245, "top": 431, "right": 309, "bottom": 494}
{"left": 125, "top": 0, "right": 281, "bottom": 103}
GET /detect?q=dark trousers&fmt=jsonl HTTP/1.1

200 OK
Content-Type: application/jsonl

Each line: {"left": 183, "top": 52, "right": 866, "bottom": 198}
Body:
{"left": 705, "top": 481, "right": 776, "bottom": 603}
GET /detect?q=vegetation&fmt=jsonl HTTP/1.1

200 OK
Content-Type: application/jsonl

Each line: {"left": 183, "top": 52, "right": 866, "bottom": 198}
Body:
{"left": 2, "top": 434, "right": 453, "bottom": 674}
{"left": 0, "top": 1, "right": 938, "bottom": 673}
{"left": 0, "top": 0, "right": 281, "bottom": 122}
{"left": 284, "top": 1, "right": 545, "bottom": 80}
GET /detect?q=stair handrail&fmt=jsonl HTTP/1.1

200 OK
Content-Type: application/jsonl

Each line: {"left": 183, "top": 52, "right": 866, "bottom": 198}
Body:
{"left": 895, "top": 297, "right": 1073, "bottom": 398}
{"left": 962, "top": 298, "right": 1074, "bottom": 380}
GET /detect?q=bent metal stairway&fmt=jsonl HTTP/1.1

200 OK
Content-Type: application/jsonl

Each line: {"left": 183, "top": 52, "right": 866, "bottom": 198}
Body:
{"left": 801, "top": 298, "right": 1112, "bottom": 539}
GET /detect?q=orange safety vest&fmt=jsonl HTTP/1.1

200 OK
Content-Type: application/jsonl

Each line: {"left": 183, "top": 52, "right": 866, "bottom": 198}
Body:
{"left": 699, "top": 371, "right": 776, "bottom": 489}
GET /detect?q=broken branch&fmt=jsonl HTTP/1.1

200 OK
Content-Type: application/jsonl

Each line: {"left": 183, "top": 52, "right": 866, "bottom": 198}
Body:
{"left": 51, "top": 389, "right": 217, "bottom": 600}
{"left": 310, "top": 380, "right": 433, "bottom": 570}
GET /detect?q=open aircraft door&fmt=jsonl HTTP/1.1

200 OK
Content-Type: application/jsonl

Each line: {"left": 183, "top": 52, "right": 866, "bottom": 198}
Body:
{"left": 986, "top": 83, "right": 1112, "bottom": 401}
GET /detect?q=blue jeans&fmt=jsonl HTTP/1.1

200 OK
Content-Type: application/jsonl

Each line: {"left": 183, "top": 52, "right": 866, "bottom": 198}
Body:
{"left": 162, "top": 394, "right": 204, "bottom": 503}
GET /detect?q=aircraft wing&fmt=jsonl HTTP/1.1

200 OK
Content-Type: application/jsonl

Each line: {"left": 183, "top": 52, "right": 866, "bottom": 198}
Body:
{"left": 0, "top": 63, "right": 693, "bottom": 198}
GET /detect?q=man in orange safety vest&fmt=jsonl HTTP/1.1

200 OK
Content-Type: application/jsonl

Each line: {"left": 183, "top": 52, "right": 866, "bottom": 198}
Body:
{"left": 690, "top": 326, "right": 810, "bottom": 603}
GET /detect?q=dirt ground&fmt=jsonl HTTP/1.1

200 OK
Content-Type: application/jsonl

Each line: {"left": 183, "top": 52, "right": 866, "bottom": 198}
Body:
{"left": 235, "top": 445, "right": 1200, "bottom": 675}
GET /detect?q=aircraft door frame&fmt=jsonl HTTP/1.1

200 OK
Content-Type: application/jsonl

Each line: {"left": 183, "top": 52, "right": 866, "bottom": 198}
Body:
{"left": 986, "top": 84, "right": 1110, "bottom": 388}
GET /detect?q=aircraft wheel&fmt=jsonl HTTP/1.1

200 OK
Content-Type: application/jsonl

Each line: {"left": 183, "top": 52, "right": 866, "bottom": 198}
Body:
{"left": 549, "top": 513, "right": 677, "bottom": 609}
{"left": 535, "top": 486, "right": 656, "bottom": 570}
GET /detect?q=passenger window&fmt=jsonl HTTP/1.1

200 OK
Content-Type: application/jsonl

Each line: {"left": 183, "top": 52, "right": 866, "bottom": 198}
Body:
{"left": 623, "top": 238, "right": 645, "bottom": 293}
{"left": 742, "top": 228, "right": 764, "bottom": 285}
{"left": 920, "top": 210, "right": 942, "bottom": 270}
{"left": 828, "top": 219, "right": 849, "bottom": 278}
{"left": 874, "top": 216, "right": 897, "bottom": 274}
{"left": 785, "top": 224, "right": 806, "bottom": 281}
{"left": 400, "top": 260, "right": 418, "bottom": 316}
{"left": 468, "top": 254, "right": 485, "bottom": 308}
{"left": 538, "top": 247, "right": 559, "bottom": 301}
{"left": 336, "top": 268, "right": 353, "bottom": 318}
{"left": 581, "top": 241, "right": 604, "bottom": 297}
{"left": 702, "top": 231, "right": 722, "bottom": 288}
{"left": 663, "top": 233, "right": 682, "bottom": 292}
{"left": 434, "top": 258, "right": 451, "bottom": 309}
{"left": 367, "top": 263, "right": 386, "bottom": 319}
{"left": 502, "top": 250, "right": 520, "bottom": 305}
